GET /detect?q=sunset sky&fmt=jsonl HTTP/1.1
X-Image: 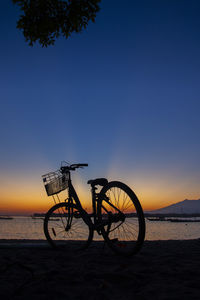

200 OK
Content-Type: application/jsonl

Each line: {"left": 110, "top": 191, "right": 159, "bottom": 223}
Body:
{"left": 0, "top": 0, "right": 200, "bottom": 215}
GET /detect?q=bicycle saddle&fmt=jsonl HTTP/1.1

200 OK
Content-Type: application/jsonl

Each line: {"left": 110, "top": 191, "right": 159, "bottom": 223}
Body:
{"left": 87, "top": 178, "right": 108, "bottom": 186}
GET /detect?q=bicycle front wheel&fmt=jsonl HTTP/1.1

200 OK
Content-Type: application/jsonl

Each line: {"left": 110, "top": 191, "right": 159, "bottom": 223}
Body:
{"left": 98, "top": 181, "right": 145, "bottom": 256}
{"left": 44, "top": 202, "right": 93, "bottom": 251}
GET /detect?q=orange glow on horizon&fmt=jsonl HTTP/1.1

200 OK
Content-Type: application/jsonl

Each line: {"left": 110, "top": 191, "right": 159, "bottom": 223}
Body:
{"left": 0, "top": 168, "right": 200, "bottom": 215}
{"left": 1, "top": 188, "right": 198, "bottom": 215}
{"left": 1, "top": 192, "right": 199, "bottom": 215}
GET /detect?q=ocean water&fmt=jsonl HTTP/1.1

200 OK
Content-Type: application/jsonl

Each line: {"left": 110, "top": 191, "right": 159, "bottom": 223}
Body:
{"left": 0, "top": 216, "right": 200, "bottom": 240}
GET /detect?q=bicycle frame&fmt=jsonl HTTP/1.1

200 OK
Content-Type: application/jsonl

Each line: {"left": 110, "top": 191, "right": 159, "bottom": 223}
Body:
{"left": 67, "top": 174, "right": 100, "bottom": 229}
{"left": 67, "top": 173, "right": 83, "bottom": 210}
{"left": 66, "top": 171, "right": 124, "bottom": 232}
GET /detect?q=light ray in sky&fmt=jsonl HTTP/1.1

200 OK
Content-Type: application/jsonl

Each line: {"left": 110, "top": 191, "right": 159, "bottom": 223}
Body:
{"left": 0, "top": 1, "right": 200, "bottom": 214}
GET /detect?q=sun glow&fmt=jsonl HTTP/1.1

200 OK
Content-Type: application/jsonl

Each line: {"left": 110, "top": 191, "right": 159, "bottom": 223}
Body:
{"left": 0, "top": 170, "right": 93, "bottom": 215}
{"left": 1, "top": 162, "right": 200, "bottom": 216}
{"left": 106, "top": 163, "right": 200, "bottom": 212}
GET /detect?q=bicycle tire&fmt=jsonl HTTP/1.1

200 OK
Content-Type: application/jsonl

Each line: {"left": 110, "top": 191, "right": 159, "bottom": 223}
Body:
{"left": 44, "top": 202, "right": 93, "bottom": 251}
{"left": 98, "top": 181, "right": 145, "bottom": 256}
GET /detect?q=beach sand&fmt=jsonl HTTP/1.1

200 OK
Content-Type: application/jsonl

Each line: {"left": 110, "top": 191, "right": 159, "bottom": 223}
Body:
{"left": 0, "top": 239, "right": 200, "bottom": 299}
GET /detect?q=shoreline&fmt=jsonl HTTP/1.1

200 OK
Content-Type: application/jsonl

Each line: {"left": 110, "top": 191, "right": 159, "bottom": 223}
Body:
{"left": 0, "top": 237, "right": 200, "bottom": 242}
{"left": 0, "top": 238, "right": 200, "bottom": 248}
{"left": 0, "top": 237, "right": 199, "bottom": 245}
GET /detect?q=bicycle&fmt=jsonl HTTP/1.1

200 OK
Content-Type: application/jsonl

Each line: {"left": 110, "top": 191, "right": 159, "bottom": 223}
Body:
{"left": 42, "top": 162, "right": 145, "bottom": 256}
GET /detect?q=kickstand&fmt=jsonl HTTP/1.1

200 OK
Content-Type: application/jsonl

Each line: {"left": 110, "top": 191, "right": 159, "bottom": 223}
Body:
{"left": 101, "top": 221, "right": 111, "bottom": 255}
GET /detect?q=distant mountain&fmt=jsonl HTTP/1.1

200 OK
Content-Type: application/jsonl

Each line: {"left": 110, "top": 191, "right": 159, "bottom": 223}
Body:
{"left": 148, "top": 199, "right": 200, "bottom": 214}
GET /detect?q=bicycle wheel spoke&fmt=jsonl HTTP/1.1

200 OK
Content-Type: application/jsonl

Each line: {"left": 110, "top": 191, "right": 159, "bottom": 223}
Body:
{"left": 44, "top": 202, "right": 93, "bottom": 250}
{"left": 121, "top": 191, "right": 129, "bottom": 211}
{"left": 99, "top": 181, "right": 145, "bottom": 256}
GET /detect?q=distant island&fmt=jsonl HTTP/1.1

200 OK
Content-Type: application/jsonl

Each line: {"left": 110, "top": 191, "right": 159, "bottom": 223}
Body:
{"left": 146, "top": 199, "right": 200, "bottom": 217}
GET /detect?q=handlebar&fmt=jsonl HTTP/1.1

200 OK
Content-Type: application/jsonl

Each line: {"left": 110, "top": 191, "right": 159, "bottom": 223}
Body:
{"left": 60, "top": 163, "right": 88, "bottom": 173}
{"left": 71, "top": 164, "right": 88, "bottom": 168}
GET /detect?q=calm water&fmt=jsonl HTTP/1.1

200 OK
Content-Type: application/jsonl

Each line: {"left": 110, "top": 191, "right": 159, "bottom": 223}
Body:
{"left": 0, "top": 217, "right": 200, "bottom": 240}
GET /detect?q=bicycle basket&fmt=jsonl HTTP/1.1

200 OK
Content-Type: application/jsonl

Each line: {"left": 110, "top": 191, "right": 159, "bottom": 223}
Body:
{"left": 42, "top": 170, "right": 69, "bottom": 196}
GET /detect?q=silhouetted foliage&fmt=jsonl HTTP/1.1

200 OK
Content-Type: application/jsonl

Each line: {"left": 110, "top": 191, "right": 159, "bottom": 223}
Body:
{"left": 12, "top": 0, "right": 101, "bottom": 47}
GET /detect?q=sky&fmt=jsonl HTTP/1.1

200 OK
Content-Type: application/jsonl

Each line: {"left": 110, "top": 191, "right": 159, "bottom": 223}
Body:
{"left": 0, "top": 0, "right": 200, "bottom": 215}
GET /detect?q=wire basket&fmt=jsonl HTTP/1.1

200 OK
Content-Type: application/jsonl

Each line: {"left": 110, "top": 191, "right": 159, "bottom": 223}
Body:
{"left": 42, "top": 170, "right": 69, "bottom": 196}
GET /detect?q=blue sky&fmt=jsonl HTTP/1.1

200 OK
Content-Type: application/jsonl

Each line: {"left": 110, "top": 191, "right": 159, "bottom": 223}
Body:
{"left": 0, "top": 0, "right": 200, "bottom": 213}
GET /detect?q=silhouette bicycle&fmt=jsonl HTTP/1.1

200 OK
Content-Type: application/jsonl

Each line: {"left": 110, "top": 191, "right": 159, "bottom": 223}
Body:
{"left": 42, "top": 162, "right": 145, "bottom": 256}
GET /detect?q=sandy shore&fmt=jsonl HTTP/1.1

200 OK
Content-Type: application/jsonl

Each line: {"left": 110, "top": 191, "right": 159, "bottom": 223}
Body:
{"left": 0, "top": 239, "right": 200, "bottom": 299}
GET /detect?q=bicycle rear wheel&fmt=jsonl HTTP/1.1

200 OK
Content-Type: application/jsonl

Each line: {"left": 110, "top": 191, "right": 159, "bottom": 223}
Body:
{"left": 44, "top": 202, "right": 93, "bottom": 251}
{"left": 98, "top": 181, "right": 145, "bottom": 256}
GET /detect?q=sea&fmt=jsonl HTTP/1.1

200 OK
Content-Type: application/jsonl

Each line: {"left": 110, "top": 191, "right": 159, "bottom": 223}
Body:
{"left": 0, "top": 216, "right": 200, "bottom": 240}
